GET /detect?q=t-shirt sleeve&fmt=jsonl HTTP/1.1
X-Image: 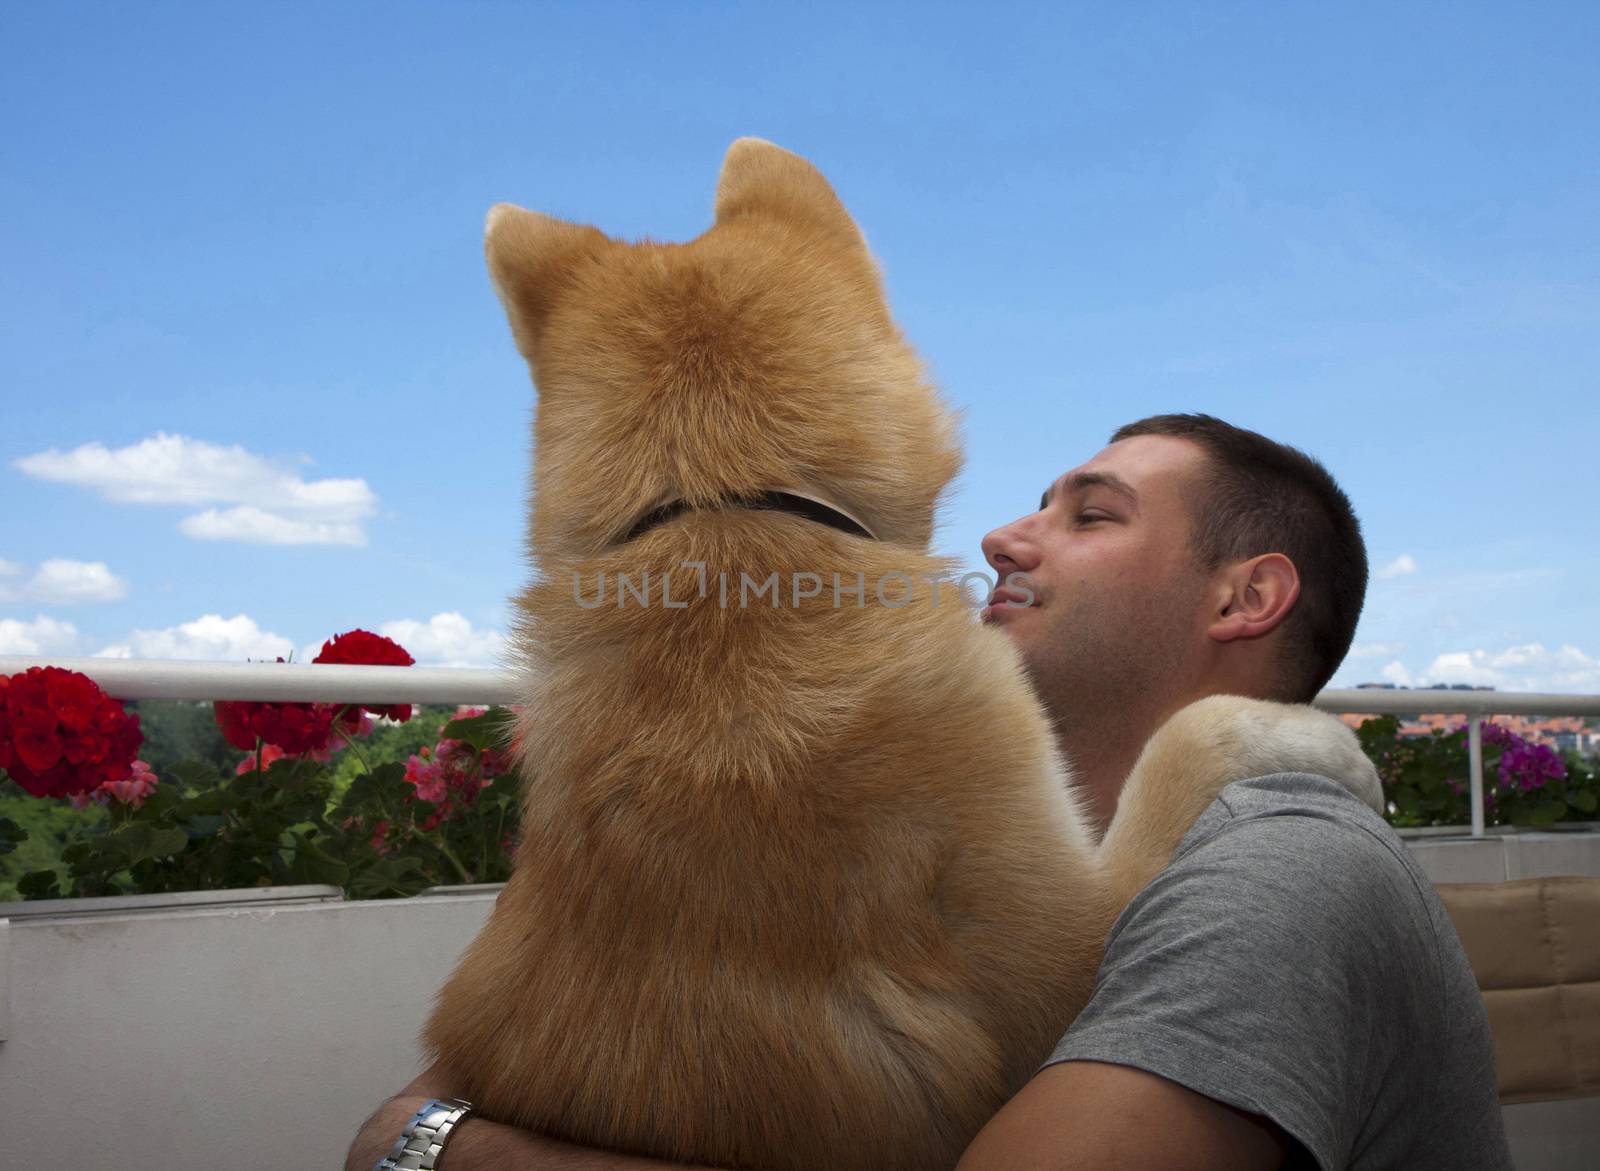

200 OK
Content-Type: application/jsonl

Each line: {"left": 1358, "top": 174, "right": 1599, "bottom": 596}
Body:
{"left": 1044, "top": 809, "right": 1441, "bottom": 1171}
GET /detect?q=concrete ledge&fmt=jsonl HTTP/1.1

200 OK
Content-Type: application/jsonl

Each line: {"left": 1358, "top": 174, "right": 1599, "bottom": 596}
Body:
{"left": 0, "top": 883, "right": 345, "bottom": 921}
{"left": 1402, "top": 830, "right": 1600, "bottom": 883}
{"left": 1, "top": 832, "right": 1596, "bottom": 1169}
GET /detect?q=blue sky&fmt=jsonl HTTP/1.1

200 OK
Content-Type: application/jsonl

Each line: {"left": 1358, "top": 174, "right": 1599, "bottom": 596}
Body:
{"left": 2, "top": 1, "right": 1596, "bottom": 691}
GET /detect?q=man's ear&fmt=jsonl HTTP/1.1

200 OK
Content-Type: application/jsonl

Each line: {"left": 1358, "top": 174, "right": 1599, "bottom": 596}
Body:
{"left": 483, "top": 203, "right": 609, "bottom": 342}
{"left": 1207, "top": 553, "right": 1301, "bottom": 643}
{"left": 713, "top": 137, "right": 867, "bottom": 249}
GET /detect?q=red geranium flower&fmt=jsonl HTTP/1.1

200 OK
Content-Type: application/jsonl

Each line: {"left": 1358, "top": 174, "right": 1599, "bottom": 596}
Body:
{"left": 314, "top": 628, "right": 416, "bottom": 723}
{"left": 212, "top": 630, "right": 415, "bottom": 755}
{"left": 0, "top": 667, "right": 143, "bottom": 799}
{"left": 213, "top": 658, "right": 339, "bottom": 754}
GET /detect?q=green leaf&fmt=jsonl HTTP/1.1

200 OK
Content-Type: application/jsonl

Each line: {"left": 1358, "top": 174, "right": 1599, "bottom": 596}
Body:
{"left": 0, "top": 815, "right": 27, "bottom": 856}
{"left": 1569, "top": 789, "right": 1598, "bottom": 815}
{"left": 286, "top": 830, "right": 349, "bottom": 887}
{"left": 177, "top": 787, "right": 231, "bottom": 817}
{"left": 1527, "top": 800, "right": 1569, "bottom": 828}
{"left": 17, "top": 869, "right": 62, "bottom": 899}
{"left": 110, "top": 821, "right": 191, "bottom": 866}
{"left": 136, "top": 783, "right": 183, "bottom": 819}
{"left": 442, "top": 707, "right": 515, "bottom": 753}
{"left": 63, "top": 835, "right": 125, "bottom": 868}
{"left": 167, "top": 759, "right": 225, "bottom": 791}
{"left": 347, "top": 854, "right": 429, "bottom": 899}
{"left": 333, "top": 761, "right": 408, "bottom": 817}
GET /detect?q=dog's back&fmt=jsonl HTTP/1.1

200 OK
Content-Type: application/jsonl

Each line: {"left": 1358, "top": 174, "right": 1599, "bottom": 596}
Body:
{"left": 424, "top": 519, "right": 1103, "bottom": 1169}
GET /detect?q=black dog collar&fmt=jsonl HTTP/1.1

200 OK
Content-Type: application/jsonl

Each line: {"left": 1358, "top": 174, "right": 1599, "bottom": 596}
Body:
{"left": 620, "top": 489, "right": 876, "bottom": 544}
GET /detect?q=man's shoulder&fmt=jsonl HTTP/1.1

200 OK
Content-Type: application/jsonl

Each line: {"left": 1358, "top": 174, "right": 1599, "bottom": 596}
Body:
{"left": 1148, "top": 771, "right": 1444, "bottom": 969}
{"left": 1193, "top": 770, "right": 1400, "bottom": 843}
{"left": 1176, "top": 771, "right": 1418, "bottom": 886}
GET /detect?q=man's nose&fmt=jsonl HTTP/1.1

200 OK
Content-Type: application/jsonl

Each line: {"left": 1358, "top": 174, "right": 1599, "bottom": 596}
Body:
{"left": 982, "top": 515, "right": 1041, "bottom": 577}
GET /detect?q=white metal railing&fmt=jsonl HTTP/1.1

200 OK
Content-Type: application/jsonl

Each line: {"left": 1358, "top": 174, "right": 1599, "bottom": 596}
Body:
{"left": 3, "top": 656, "right": 1597, "bottom": 839}
{"left": 1315, "top": 688, "right": 1599, "bottom": 837}
{"left": 0, "top": 655, "right": 523, "bottom": 705}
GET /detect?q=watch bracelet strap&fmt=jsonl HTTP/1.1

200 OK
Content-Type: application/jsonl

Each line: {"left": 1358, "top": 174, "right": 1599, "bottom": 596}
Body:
{"left": 374, "top": 1096, "right": 474, "bottom": 1171}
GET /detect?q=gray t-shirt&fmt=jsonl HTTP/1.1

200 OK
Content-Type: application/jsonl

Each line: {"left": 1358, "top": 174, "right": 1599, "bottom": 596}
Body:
{"left": 1045, "top": 772, "right": 1513, "bottom": 1170}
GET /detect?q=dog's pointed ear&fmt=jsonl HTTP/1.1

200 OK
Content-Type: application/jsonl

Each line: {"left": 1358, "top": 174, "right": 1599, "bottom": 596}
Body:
{"left": 713, "top": 138, "right": 865, "bottom": 248}
{"left": 484, "top": 203, "right": 609, "bottom": 337}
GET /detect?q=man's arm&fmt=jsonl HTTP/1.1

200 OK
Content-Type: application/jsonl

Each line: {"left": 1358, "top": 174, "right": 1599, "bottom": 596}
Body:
{"left": 957, "top": 780, "right": 1434, "bottom": 1171}
{"left": 343, "top": 1061, "right": 711, "bottom": 1171}
{"left": 954, "top": 1061, "right": 1289, "bottom": 1171}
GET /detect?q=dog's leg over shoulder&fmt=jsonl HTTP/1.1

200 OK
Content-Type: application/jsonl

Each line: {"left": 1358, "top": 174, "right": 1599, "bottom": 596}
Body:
{"left": 1096, "top": 696, "right": 1382, "bottom": 904}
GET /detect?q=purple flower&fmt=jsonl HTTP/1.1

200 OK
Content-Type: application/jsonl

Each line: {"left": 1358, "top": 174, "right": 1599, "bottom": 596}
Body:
{"left": 1457, "top": 721, "right": 1570, "bottom": 794}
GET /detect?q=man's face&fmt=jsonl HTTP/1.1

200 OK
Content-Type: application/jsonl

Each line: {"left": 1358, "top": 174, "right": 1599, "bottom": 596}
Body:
{"left": 980, "top": 434, "right": 1216, "bottom": 719}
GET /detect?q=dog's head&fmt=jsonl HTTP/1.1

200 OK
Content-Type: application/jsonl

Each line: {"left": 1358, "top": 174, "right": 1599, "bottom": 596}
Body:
{"left": 486, "top": 137, "right": 962, "bottom": 561}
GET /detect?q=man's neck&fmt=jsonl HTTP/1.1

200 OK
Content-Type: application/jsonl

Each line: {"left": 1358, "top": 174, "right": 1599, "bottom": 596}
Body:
{"left": 1054, "top": 692, "right": 1206, "bottom": 839}
{"left": 1058, "top": 724, "right": 1149, "bottom": 840}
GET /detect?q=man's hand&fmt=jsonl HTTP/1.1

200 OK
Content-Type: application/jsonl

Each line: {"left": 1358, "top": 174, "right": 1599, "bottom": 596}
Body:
{"left": 343, "top": 1061, "right": 713, "bottom": 1171}
{"left": 954, "top": 1060, "right": 1291, "bottom": 1171}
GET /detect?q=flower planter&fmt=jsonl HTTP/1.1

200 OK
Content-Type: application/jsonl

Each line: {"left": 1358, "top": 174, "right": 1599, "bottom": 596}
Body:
{"left": 0, "top": 882, "right": 345, "bottom": 921}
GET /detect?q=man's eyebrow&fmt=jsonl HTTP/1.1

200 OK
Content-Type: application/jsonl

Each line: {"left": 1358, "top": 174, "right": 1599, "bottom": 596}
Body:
{"left": 1042, "top": 471, "right": 1140, "bottom": 511}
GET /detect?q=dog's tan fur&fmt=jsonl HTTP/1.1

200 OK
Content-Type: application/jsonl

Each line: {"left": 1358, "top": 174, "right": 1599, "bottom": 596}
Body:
{"left": 419, "top": 139, "right": 1381, "bottom": 1170}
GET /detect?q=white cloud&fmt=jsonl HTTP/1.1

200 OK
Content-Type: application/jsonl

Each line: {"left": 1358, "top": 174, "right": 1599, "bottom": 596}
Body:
{"left": 15, "top": 432, "right": 377, "bottom": 546}
{"left": 1422, "top": 643, "right": 1600, "bottom": 693}
{"left": 1376, "top": 554, "right": 1419, "bottom": 580}
{"left": 369, "top": 612, "right": 507, "bottom": 669}
{"left": 1348, "top": 642, "right": 1405, "bottom": 658}
{"left": 0, "top": 615, "right": 82, "bottom": 656}
{"left": 96, "top": 613, "right": 296, "bottom": 661}
{"left": 179, "top": 507, "right": 365, "bottom": 546}
{"left": 1380, "top": 659, "right": 1414, "bottom": 687}
{"left": 24, "top": 559, "right": 128, "bottom": 603}
{"left": 0, "top": 558, "right": 128, "bottom": 604}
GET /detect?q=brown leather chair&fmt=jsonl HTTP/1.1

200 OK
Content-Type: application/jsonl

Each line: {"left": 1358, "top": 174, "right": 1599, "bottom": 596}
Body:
{"left": 1436, "top": 876, "right": 1600, "bottom": 1104}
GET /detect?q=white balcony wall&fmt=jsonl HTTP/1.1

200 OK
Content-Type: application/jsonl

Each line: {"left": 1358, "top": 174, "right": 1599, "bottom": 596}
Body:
{"left": 4, "top": 830, "right": 1599, "bottom": 1171}
{"left": 2, "top": 889, "right": 499, "bottom": 1171}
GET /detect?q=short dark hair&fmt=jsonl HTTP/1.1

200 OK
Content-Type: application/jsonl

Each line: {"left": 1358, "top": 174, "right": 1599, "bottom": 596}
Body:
{"left": 1110, "top": 413, "right": 1367, "bottom": 702}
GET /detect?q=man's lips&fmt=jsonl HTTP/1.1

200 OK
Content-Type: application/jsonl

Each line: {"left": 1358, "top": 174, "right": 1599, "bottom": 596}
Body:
{"left": 987, "top": 586, "right": 1033, "bottom": 608}
{"left": 981, "top": 586, "right": 1035, "bottom": 623}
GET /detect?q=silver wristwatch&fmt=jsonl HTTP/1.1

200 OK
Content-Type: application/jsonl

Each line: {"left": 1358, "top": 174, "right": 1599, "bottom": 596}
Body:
{"left": 374, "top": 1097, "right": 474, "bottom": 1170}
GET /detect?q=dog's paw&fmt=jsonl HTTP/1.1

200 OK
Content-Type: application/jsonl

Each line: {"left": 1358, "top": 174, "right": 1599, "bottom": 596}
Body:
{"left": 1162, "top": 696, "right": 1384, "bottom": 814}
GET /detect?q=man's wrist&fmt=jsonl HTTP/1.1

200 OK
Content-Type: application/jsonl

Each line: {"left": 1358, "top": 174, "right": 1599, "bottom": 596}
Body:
{"left": 347, "top": 1087, "right": 714, "bottom": 1171}
{"left": 347, "top": 1094, "right": 434, "bottom": 1171}
{"left": 373, "top": 1096, "right": 473, "bottom": 1169}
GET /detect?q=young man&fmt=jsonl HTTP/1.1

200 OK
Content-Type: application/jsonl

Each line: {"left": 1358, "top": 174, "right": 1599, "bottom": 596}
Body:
{"left": 348, "top": 415, "right": 1511, "bottom": 1171}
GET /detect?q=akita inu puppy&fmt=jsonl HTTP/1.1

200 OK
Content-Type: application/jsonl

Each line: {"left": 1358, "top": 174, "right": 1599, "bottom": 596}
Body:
{"left": 419, "top": 138, "right": 1380, "bottom": 1171}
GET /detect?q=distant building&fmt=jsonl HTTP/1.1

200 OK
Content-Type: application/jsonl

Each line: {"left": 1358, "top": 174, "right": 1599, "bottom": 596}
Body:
{"left": 1341, "top": 693, "right": 1599, "bottom": 758}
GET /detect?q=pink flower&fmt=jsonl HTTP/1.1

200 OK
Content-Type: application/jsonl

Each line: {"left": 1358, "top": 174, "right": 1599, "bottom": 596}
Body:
{"left": 102, "top": 760, "right": 159, "bottom": 807}
{"left": 68, "top": 759, "right": 159, "bottom": 809}
{"left": 237, "top": 744, "right": 288, "bottom": 774}
{"left": 405, "top": 754, "right": 449, "bottom": 805}
{"left": 434, "top": 738, "right": 476, "bottom": 770}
